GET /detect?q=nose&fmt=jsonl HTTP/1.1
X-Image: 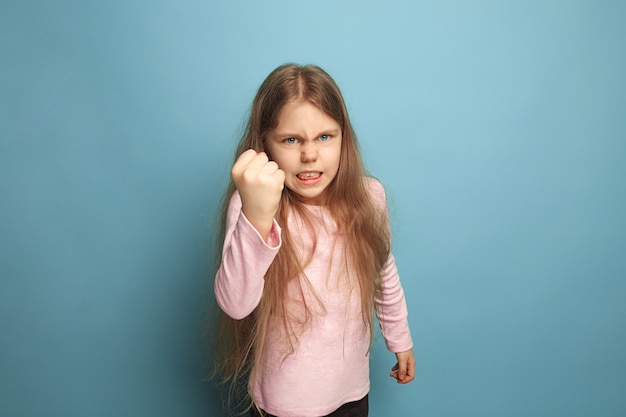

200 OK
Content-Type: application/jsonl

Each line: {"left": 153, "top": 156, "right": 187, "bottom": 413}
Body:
{"left": 300, "top": 142, "right": 318, "bottom": 162}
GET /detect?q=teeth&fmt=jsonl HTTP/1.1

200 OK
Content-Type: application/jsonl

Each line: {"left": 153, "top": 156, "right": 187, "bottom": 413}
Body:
{"left": 297, "top": 172, "right": 320, "bottom": 179}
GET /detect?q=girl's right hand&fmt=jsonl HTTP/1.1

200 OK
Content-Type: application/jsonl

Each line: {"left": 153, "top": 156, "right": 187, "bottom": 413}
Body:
{"left": 231, "top": 149, "right": 285, "bottom": 240}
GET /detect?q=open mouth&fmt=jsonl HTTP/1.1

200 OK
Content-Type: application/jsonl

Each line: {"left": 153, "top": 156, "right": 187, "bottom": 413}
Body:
{"left": 296, "top": 171, "right": 321, "bottom": 180}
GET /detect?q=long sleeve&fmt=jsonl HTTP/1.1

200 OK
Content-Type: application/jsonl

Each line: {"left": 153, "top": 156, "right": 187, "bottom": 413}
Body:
{"left": 376, "top": 254, "right": 413, "bottom": 353}
{"left": 367, "top": 178, "right": 413, "bottom": 353}
{"left": 214, "top": 191, "right": 282, "bottom": 320}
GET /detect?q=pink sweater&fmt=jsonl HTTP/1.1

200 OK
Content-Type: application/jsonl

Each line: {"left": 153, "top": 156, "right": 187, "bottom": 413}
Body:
{"left": 215, "top": 178, "right": 413, "bottom": 417}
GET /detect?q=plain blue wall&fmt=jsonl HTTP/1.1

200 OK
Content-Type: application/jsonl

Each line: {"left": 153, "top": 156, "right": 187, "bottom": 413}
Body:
{"left": 1, "top": 1, "right": 625, "bottom": 416}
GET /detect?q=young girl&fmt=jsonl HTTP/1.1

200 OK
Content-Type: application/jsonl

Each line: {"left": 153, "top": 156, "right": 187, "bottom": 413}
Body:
{"left": 212, "top": 64, "right": 414, "bottom": 417}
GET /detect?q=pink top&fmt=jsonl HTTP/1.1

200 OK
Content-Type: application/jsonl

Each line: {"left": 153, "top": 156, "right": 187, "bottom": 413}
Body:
{"left": 215, "top": 178, "right": 413, "bottom": 417}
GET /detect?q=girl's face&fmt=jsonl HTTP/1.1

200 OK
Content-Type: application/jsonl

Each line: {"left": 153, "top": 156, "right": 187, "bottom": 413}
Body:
{"left": 266, "top": 100, "right": 342, "bottom": 205}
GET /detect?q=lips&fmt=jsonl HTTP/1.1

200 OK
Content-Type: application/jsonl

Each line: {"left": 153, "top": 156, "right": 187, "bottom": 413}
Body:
{"left": 296, "top": 171, "right": 321, "bottom": 179}
{"left": 295, "top": 171, "right": 323, "bottom": 186}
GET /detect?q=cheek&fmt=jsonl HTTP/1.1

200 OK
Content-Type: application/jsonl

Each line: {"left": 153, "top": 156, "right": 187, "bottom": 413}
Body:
{"left": 265, "top": 144, "right": 282, "bottom": 165}
{"left": 271, "top": 152, "right": 295, "bottom": 172}
{"left": 331, "top": 145, "right": 343, "bottom": 168}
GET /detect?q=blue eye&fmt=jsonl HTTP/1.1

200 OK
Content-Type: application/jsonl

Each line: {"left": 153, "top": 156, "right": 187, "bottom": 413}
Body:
{"left": 319, "top": 134, "right": 330, "bottom": 141}
{"left": 284, "top": 137, "right": 297, "bottom": 144}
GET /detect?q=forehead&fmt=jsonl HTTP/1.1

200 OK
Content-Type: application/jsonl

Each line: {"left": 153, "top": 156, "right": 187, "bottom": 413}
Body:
{"left": 274, "top": 100, "right": 340, "bottom": 131}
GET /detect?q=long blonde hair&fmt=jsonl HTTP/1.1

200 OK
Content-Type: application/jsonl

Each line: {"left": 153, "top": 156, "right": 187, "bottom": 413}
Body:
{"left": 210, "top": 63, "right": 390, "bottom": 411}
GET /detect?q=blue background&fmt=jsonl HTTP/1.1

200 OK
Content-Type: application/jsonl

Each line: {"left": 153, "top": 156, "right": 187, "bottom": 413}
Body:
{"left": 1, "top": 1, "right": 625, "bottom": 416}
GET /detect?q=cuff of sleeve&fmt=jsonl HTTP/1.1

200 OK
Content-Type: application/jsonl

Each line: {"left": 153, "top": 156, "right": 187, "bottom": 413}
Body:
{"left": 266, "top": 221, "right": 281, "bottom": 247}
{"left": 239, "top": 212, "right": 282, "bottom": 249}
{"left": 387, "top": 341, "right": 414, "bottom": 354}
{"left": 382, "top": 323, "right": 413, "bottom": 353}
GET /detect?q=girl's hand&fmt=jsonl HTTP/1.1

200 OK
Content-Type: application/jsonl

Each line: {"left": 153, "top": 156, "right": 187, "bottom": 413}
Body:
{"left": 390, "top": 349, "right": 415, "bottom": 384}
{"left": 231, "top": 149, "right": 285, "bottom": 240}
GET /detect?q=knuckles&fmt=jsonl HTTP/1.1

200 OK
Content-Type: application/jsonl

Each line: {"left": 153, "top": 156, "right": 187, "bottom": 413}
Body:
{"left": 231, "top": 151, "right": 284, "bottom": 206}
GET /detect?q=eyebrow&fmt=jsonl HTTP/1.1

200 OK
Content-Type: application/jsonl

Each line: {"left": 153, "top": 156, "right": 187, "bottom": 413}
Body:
{"left": 273, "top": 128, "right": 341, "bottom": 139}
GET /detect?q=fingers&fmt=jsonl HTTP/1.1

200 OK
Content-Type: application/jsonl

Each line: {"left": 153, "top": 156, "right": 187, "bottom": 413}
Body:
{"left": 260, "top": 159, "right": 280, "bottom": 175}
{"left": 233, "top": 150, "right": 282, "bottom": 180}
{"left": 230, "top": 149, "right": 284, "bottom": 240}
{"left": 389, "top": 362, "right": 399, "bottom": 379}
{"left": 389, "top": 350, "right": 415, "bottom": 384}
{"left": 237, "top": 148, "right": 260, "bottom": 166}
{"left": 245, "top": 152, "right": 270, "bottom": 170}
{"left": 389, "top": 361, "right": 407, "bottom": 383}
{"left": 402, "top": 358, "right": 414, "bottom": 383}
{"left": 232, "top": 150, "right": 267, "bottom": 177}
{"left": 398, "top": 360, "right": 408, "bottom": 382}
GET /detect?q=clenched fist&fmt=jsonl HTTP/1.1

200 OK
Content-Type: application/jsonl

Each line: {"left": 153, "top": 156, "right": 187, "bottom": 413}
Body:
{"left": 231, "top": 149, "right": 285, "bottom": 240}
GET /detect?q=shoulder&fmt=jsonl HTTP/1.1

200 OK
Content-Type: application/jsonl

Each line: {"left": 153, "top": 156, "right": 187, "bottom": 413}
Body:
{"left": 363, "top": 176, "right": 387, "bottom": 209}
{"left": 363, "top": 176, "right": 385, "bottom": 194}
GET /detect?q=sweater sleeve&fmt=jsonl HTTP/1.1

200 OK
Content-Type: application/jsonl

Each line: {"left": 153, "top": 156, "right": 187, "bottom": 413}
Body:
{"left": 376, "top": 254, "right": 413, "bottom": 353}
{"left": 214, "top": 191, "right": 281, "bottom": 320}
{"left": 367, "top": 178, "right": 414, "bottom": 353}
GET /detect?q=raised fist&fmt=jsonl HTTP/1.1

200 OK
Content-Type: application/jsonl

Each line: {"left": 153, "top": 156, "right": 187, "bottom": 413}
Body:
{"left": 231, "top": 149, "right": 285, "bottom": 239}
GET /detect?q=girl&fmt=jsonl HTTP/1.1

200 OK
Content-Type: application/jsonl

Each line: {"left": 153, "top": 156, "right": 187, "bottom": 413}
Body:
{"left": 212, "top": 64, "right": 414, "bottom": 417}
